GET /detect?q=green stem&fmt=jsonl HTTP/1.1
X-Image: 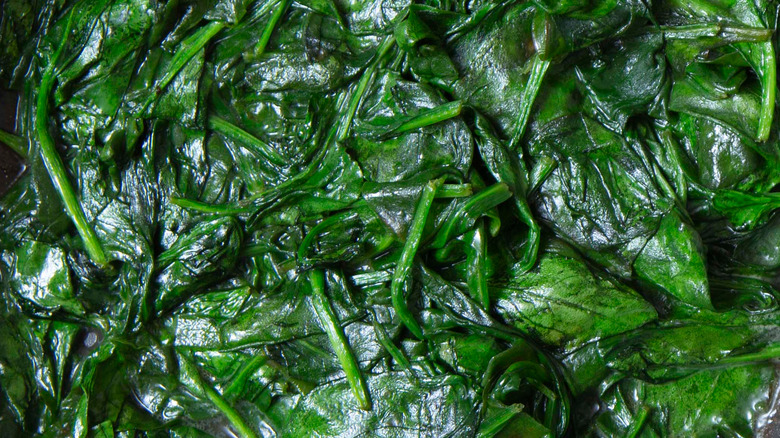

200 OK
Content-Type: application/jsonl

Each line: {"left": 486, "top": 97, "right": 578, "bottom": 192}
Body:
{"left": 143, "top": 21, "right": 225, "bottom": 112}
{"left": 370, "top": 314, "right": 416, "bottom": 379}
{"left": 253, "top": 0, "right": 290, "bottom": 58}
{"left": 757, "top": 41, "right": 775, "bottom": 141}
{"left": 509, "top": 55, "right": 550, "bottom": 150}
{"left": 351, "top": 270, "right": 392, "bottom": 286}
{"left": 0, "top": 129, "right": 27, "bottom": 158}
{"left": 208, "top": 116, "right": 286, "bottom": 166}
{"left": 466, "top": 222, "right": 490, "bottom": 309}
{"left": 475, "top": 407, "right": 520, "bottom": 438}
{"left": 435, "top": 183, "right": 472, "bottom": 198}
{"left": 432, "top": 182, "right": 511, "bottom": 248}
{"left": 202, "top": 383, "right": 259, "bottom": 438}
{"left": 223, "top": 354, "right": 268, "bottom": 399}
{"left": 391, "top": 178, "right": 443, "bottom": 339}
{"left": 309, "top": 269, "right": 372, "bottom": 410}
{"left": 394, "top": 101, "right": 463, "bottom": 134}
{"left": 654, "top": 24, "right": 773, "bottom": 41}
{"left": 529, "top": 156, "right": 557, "bottom": 193}
{"left": 717, "top": 344, "right": 780, "bottom": 365}
{"left": 36, "top": 12, "right": 107, "bottom": 266}
{"left": 298, "top": 211, "right": 357, "bottom": 262}
{"left": 170, "top": 196, "right": 251, "bottom": 214}
{"left": 626, "top": 407, "right": 650, "bottom": 438}
{"left": 543, "top": 389, "right": 560, "bottom": 431}
{"left": 644, "top": 344, "right": 780, "bottom": 374}
{"left": 178, "top": 352, "right": 259, "bottom": 438}
{"left": 242, "top": 240, "right": 286, "bottom": 258}
{"left": 515, "top": 198, "right": 541, "bottom": 273}
{"left": 336, "top": 35, "right": 396, "bottom": 141}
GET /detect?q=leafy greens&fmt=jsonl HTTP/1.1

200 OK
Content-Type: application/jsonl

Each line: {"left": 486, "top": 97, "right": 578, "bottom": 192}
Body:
{"left": 1, "top": 0, "right": 780, "bottom": 436}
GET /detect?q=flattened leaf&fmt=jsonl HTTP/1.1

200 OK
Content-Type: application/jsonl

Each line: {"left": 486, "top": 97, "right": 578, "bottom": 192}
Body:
{"left": 450, "top": 3, "right": 536, "bottom": 136}
{"left": 671, "top": 114, "right": 777, "bottom": 192}
{"left": 595, "top": 364, "right": 775, "bottom": 437}
{"left": 529, "top": 114, "right": 671, "bottom": 276}
{"left": 350, "top": 71, "right": 472, "bottom": 183}
{"left": 633, "top": 212, "right": 711, "bottom": 310}
{"left": 576, "top": 33, "right": 666, "bottom": 130}
{"left": 493, "top": 240, "right": 657, "bottom": 350}
{"left": 268, "top": 373, "right": 479, "bottom": 438}
{"left": 11, "top": 240, "right": 82, "bottom": 314}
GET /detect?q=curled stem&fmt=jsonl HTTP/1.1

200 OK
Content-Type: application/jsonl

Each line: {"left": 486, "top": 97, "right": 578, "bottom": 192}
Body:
{"left": 298, "top": 210, "right": 358, "bottom": 263}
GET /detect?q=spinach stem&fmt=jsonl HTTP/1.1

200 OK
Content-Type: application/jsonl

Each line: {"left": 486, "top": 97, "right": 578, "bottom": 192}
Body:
{"left": 644, "top": 344, "right": 780, "bottom": 372}
{"left": 509, "top": 55, "right": 550, "bottom": 150}
{"left": 529, "top": 157, "right": 557, "bottom": 193}
{"left": 202, "top": 381, "right": 259, "bottom": 438}
{"left": 655, "top": 24, "right": 773, "bottom": 41}
{"left": 394, "top": 100, "right": 463, "bottom": 134}
{"left": 253, "top": 0, "right": 290, "bottom": 58}
{"left": 0, "top": 129, "right": 26, "bottom": 158}
{"left": 432, "top": 182, "right": 511, "bottom": 248}
{"left": 370, "top": 314, "right": 417, "bottom": 379}
{"left": 544, "top": 392, "right": 560, "bottom": 431}
{"left": 336, "top": 35, "right": 396, "bottom": 141}
{"left": 208, "top": 116, "right": 286, "bottom": 166}
{"left": 466, "top": 222, "right": 490, "bottom": 309}
{"left": 452, "top": 183, "right": 510, "bottom": 226}
{"left": 436, "top": 183, "right": 472, "bottom": 198}
{"left": 757, "top": 41, "right": 775, "bottom": 141}
{"left": 170, "top": 196, "right": 251, "bottom": 214}
{"left": 475, "top": 407, "right": 520, "bottom": 438}
{"left": 179, "top": 352, "right": 259, "bottom": 438}
{"left": 717, "top": 344, "right": 780, "bottom": 365}
{"left": 241, "top": 240, "right": 284, "bottom": 257}
{"left": 511, "top": 196, "right": 541, "bottom": 273}
{"left": 143, "top": 21, "right": 225, "bottom": 111}
{"left": 309, "top": 269, "right": 372, "bottom": 410}
{"left": 36, "top": 11, "right": 107, "bottom": 266}
{"left": 626, "top": 407, "right": 650, "bottom": 438}
{"left": 298, "top": 211, "right": 357, "bottom": 263}
{"left": 351, "top": 270, "right": 393, "bottom": 286}
{"left": 223, "top": 354, "right": 268, "bottom": 399}
{"left": 391, "top": 178, "right": 443, "bottom": 339}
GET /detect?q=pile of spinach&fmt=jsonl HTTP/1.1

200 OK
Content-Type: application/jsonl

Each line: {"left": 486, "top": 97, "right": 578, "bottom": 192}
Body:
{"left": 1, "top": 0, "right": 779, "bottom": 436}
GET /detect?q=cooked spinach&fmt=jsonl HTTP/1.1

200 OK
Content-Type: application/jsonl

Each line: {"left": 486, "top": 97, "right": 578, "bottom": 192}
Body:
{"left": 1, "top": 0, "right": 779, "bottom": 436}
